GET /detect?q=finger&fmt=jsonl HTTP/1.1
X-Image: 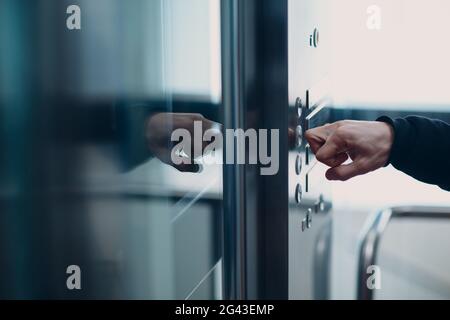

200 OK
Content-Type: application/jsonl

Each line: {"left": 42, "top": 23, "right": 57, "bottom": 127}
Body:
{"left": 315, "top": 133, "right": 348, "bottom": 167}
{"left": 326, "top": 161, "right": 365, "bottom": 181}
{"left": 325, "top": 152, "right": 349, "bottom": 168}
{"left": 305, "top": 128, "right": 327, "bottom": 154}
{"left": 305, "top": 123, "right": 339, "bottom": 154}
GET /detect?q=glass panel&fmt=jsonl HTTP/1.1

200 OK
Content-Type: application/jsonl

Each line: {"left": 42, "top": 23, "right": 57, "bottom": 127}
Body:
{"left": 0, "top": 0, "right": 223, "bottom": 299}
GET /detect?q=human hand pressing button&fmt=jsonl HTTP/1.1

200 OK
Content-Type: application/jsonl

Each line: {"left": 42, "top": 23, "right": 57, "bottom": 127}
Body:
{"left": 305, "top": 120, "right": 394, "bottom": 181}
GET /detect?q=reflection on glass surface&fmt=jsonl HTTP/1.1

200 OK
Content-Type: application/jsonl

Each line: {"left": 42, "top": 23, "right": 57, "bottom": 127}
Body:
{"left": 0, "top": 0, "right": 222, "bottom": 299}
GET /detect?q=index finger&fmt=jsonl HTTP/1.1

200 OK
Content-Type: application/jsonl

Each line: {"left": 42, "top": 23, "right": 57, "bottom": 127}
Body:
{"left": 305, "top": 123, "right": 338, "bottom": 154}
{"left": 315, "top": 131, "right": 349, "bottom": 166}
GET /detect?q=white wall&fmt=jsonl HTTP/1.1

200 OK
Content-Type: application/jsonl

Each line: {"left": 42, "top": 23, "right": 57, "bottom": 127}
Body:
{"left": 331, "top": 0, "right": 450, "bottom": 110}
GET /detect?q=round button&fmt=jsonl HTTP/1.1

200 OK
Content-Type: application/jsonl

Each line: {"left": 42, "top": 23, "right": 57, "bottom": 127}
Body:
{"left": 313, "top": 28, "right": 319, "bottom": 47}
{"left": 306, "top": 209, "right": 313, "bottom": 229}
{"left": 295, "top": 125, "right": 303, "bottom": 148}
{"left": 295, "top": 97, "right": 303, "bottom": 118}
{"left": 319, "top": 194, "right": 326, "bottom": 212}
{"left": 295, "top": 183, "right": 303, "bottom": 204}
{"left": 295, "top": 154, "right": 302, "bottom": 175}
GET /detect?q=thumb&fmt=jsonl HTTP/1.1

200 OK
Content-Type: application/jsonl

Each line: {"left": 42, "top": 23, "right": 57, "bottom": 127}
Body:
{"left": 326, "top": 161, "right": 366, "bottom": 181}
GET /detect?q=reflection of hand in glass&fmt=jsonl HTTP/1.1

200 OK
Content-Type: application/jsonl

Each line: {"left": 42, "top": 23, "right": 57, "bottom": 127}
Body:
{"left": 146, "top": 113, "right": 221, "bottom": 173}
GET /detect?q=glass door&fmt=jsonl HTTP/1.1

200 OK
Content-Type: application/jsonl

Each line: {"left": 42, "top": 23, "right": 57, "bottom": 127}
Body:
{"left": 0, "top": 0, "right": 223, "bottom": 299}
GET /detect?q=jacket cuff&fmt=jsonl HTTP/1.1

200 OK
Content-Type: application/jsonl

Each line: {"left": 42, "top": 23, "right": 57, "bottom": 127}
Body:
{"left": 377, "top": 116, "right": 415, "bottom": 170}
{"left": 376, "top": 116, "right": 412, "bottom": 168}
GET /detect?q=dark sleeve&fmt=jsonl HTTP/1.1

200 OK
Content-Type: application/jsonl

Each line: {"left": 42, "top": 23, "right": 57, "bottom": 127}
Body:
{"left": 377, "top": 115, "right": 450, "bottom": 191}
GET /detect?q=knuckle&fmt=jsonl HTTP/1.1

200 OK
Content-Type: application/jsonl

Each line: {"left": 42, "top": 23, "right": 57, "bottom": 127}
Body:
{"left": 315, "top": 152, "right": 326, "bottom": 163}
{"left": 334, "top": 127, "right": 349, "bottom": 138}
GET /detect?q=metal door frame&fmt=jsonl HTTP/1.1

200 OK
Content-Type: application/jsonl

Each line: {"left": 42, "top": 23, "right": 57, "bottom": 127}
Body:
{"left": 221, "top": 0, "right": 289, "bottom": 300}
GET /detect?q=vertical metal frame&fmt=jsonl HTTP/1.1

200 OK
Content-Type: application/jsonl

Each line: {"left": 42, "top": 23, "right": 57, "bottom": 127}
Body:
{"left": 221, "top": 0, "right": 247, "bottom": 300}
{"left": 221, "top": 0, "right": 289, "bottom": 300}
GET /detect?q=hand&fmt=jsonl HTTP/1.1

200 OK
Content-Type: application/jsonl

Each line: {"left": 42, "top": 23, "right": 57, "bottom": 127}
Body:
{"left": 305, "top": 120, "right": 394, "bottom": 181}
{"left": 146, "top": 113, "right": 221, "bottom": 173}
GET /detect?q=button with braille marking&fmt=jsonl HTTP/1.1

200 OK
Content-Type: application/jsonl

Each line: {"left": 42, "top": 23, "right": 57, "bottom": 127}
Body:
{"left": 295, "top": 183, "right": 303, "bottom": 204}
{"left": 295, "top": 154, "right": 302, "bottom": 175}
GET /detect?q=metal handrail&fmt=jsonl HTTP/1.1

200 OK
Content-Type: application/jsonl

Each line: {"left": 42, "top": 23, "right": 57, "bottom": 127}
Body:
{"left": 357, "top": 206, "right": 450, "bottom": 300}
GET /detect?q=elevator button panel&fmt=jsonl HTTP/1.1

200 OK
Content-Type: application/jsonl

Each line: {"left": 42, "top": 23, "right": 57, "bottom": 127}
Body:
{"left": 288, "top": 0, "right": 333, "bottom": 299}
